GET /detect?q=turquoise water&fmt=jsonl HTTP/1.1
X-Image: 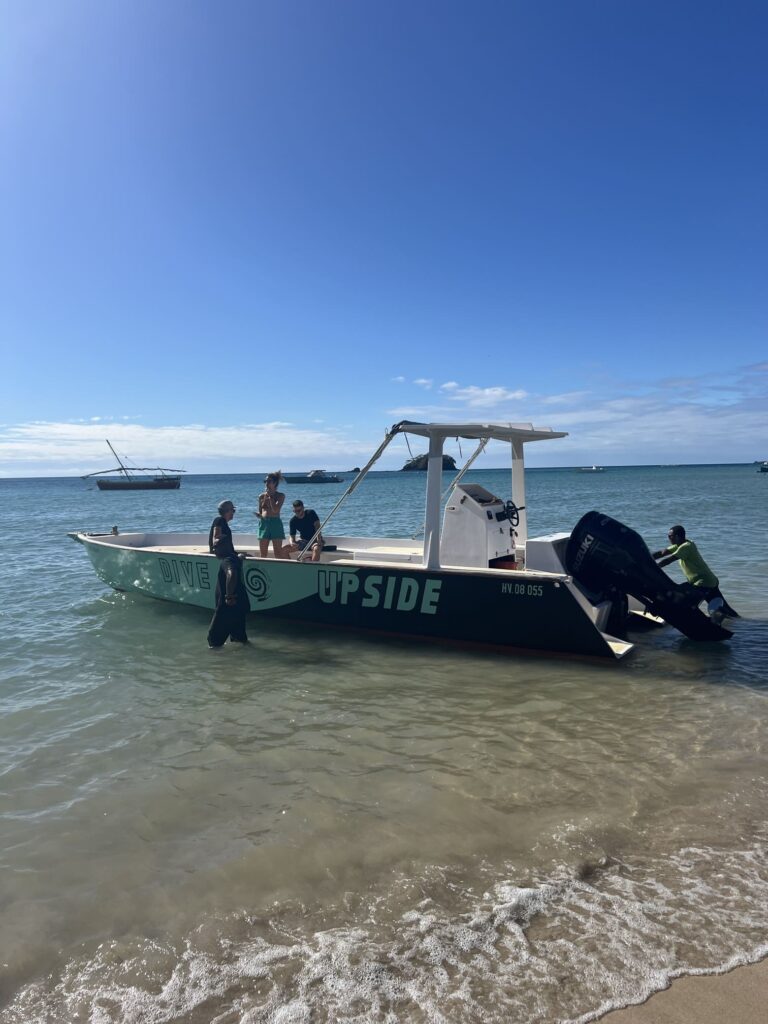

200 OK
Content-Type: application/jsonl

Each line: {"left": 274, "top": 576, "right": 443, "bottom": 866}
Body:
{"left": 0, "top": 465, "right": 767, "bottom": 1022}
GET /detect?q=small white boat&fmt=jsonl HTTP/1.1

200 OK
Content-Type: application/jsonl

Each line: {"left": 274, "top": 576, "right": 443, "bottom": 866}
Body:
{"left": 282, "top": 469, "right": 342, "bottom": 484}
{"left": 579, "top": 465, "right": 605, "bottom": 472}
{"left": 70, "top": 421, "right": 731, "bottom": 659}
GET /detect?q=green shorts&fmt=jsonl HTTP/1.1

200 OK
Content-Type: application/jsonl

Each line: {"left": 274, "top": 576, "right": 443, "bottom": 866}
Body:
{"left": 257, "top": 517, "right": 285, "bottom": 540}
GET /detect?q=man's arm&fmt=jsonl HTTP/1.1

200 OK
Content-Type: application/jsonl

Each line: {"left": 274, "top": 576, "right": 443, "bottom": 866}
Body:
{"left": 652, "top": 544, "right": 679, "bottom": 568}
{"left": 209, "top": 520, "right": 222, "bottom": 553}
{"left": 656, "top": 552, "right": 679, "bottom": 569}
{"left": 224, "top": 562, "right": 237, "bottom": 603}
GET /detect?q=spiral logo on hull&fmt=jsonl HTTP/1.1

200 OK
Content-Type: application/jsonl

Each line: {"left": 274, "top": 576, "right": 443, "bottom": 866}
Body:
{"left": 244, "top": 566, "right": 271, "bottom": 602}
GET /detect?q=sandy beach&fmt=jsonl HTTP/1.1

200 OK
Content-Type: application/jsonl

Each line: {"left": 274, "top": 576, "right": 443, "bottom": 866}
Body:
{"left": 599, "top": 959, "right": 768, "bottom": 1023}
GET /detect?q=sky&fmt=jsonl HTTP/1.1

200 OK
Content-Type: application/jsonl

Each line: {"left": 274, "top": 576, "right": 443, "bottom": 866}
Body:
{"left": 1, "top": 0, "right": 766, "bottom": 475}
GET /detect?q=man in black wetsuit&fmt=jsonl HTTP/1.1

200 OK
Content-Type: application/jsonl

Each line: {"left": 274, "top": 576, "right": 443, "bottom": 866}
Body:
{"left": 207, "top": 499, "right": 250, "bottom": 647}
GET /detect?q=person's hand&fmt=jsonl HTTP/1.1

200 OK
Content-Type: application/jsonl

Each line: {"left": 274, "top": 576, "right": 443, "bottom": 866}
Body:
{"left": 225, "top": 594, "right": 237, "bottom": 605}
{"left": 651, "top": 550, "right": 662, "bottom": 560}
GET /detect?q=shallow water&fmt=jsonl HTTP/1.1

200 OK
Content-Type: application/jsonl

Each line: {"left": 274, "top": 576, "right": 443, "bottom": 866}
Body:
{"left": 0, "top": 465, "right": 767, "bottom": 1022}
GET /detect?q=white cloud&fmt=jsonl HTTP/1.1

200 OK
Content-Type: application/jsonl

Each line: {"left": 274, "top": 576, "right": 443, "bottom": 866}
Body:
{"left": 533, "top": 388, "right": 768, "bottom": 462}
{"left": 439, "top": 384, "right": 528, "bottom": 407}
{"left": 413, "top": 378, "right": 433, "bottom": 389}
{"left": 384, "top": 365, "right": 768, "bottom": 463}
{"left": 391, "top": 375, "right": 406, "bottom": 383}
{"left": 0, "top": 421, "right": 373, "bottom": 475}
{"left": 3, "top": 364, "right": 767, "bottom": 475}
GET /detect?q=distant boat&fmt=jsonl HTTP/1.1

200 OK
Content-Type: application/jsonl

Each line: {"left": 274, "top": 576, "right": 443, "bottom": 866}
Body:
{"left": 579, "top": 465, "right": 605, "bottom": 472}
{"left": 82, "top": 440, "right": 184, "bottom": 490}
{"left": 759, "top": 462, "right": 768, "bottom": 474}
{"left": 282, "top": 469, "right": 342, "bottom": 484}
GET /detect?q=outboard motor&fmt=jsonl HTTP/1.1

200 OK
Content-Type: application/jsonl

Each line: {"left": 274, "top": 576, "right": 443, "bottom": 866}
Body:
{"left": 566, "top": 511, "right": 732, "bottom": 642}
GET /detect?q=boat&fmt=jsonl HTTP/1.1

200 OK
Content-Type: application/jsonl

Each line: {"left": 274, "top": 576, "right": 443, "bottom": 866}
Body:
{"left": 82, "top": 440, "right": 185, "bottom": 491}
{"left": 69, "top": 421, "right": 732, "bottom": 660}
{"left": 759, "top": 462, "right": 768, "bottom": 474}
{"left": 282, "top": 469, "right": 342, "bottom": 484}
{"left": 579, "top": 465, "right": 605, "bottom": 472}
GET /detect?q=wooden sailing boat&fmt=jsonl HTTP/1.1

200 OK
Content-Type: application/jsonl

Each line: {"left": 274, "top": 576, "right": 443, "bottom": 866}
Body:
{"left": 82, "top": 440, "right": 185, "bottom": 490}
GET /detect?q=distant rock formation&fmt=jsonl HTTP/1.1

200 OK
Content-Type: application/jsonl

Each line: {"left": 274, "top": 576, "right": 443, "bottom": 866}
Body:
{"left": 401, "top": 453, "right": 457, "bottom": 471}
{"left": 349, "top": 467, "right": 361, "bottom": 473}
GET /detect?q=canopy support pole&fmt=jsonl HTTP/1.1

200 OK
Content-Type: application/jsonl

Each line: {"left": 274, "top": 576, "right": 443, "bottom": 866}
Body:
{"left": 511, "top": 439, "right": 528, "bottom": 549}
{"left": 423, "top": 433, "right": 444, "bottom": 569}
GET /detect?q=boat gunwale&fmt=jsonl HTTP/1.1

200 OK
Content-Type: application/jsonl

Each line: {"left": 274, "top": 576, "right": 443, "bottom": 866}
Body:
{"left": 71, "top": 532, "right": 572, "bottom": 580}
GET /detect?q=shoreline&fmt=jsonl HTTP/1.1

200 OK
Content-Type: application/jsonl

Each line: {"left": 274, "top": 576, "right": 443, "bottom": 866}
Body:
{"left": 597, "top": 957, "right": 768, "bottom": 1023}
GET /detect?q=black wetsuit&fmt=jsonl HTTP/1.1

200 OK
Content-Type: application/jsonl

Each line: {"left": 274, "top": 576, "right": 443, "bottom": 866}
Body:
{"left": 207, "top": 516, "right": 250, "bottom": 647}
{"left": 209, "top": 515, "right": 235, "bottom": 558}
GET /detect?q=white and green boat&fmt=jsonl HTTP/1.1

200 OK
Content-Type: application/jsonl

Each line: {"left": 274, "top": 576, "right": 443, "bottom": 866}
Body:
{"left": 70, "top": 421, "right": 732, "bottom": 659}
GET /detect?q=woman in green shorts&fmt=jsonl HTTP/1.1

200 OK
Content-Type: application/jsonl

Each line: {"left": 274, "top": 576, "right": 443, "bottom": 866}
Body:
{"left": 257, "top": 471, "right": 289, "bottom": 558}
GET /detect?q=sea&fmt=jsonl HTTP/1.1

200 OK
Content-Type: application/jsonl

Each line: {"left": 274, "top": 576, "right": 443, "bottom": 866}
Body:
{"left": 0, "top": 464, "right": 766, "bottom": 1024}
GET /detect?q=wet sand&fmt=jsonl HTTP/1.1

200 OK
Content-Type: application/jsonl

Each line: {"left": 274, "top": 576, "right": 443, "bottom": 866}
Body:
{"left": 599, "top": 959, "right": 768, "bottom": 1023}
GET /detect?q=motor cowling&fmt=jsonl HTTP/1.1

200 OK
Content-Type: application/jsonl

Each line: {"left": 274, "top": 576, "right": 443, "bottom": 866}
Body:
{"left": 566, "top": 511, "right": 732, "bottom": 642}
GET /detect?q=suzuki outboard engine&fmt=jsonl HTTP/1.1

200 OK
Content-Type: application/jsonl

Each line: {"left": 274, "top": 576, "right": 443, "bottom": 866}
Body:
{"left": 566, "top": 511, "right": 732, "bottom": 642}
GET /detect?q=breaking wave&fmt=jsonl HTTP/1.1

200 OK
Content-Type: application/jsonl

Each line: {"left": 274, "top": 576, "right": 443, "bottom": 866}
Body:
{"left": 4, "top": 838, "right": 768, "bottom": 1024}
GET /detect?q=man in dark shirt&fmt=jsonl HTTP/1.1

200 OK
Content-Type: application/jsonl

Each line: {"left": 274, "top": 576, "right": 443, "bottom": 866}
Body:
{"left": 209, "top": 500, "right": 237, "bottom": 560}
{"left": 207, "top": 499, "right": 250, "bottom": 647}
{"left": 288, "top": 500, "right": 323, "bottom": 562}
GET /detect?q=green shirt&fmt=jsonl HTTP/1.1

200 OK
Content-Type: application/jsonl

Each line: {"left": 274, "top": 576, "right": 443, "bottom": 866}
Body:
{"left": 667, "top": 540, "right": 718, "bottom": 589}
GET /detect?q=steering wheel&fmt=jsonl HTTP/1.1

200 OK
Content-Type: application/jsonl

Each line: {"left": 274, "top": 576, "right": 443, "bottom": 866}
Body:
{"left": 504, "top": 500, "right": 523, "bottom": 528}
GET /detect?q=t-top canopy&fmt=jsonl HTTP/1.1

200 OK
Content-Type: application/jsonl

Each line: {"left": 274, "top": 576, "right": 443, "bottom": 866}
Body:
{"left": 390, "top": 420, "right": 567, "bottom": 444}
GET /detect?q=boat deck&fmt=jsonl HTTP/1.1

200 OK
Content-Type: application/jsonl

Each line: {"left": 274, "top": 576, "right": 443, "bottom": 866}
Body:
{"left": 113, "top": 541, "right": 572, "bottom": 579}
{"left": 138, "top": 541, "right": 430, "bottom": 565}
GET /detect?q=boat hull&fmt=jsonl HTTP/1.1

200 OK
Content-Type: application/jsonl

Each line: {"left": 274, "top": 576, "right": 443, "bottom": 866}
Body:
{"left": 73, "top": 534, "right": 626, "bottom": 659}
{"left": 96, "top": 478, "right": 181, "bottom": 490}
{"left": 283, "top": 475, "right": 342, "bottom": 484}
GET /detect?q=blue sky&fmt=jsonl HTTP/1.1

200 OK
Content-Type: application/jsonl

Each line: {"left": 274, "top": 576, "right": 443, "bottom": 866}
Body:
{"left": 1, "top": 0, "right": 766, "bottom": 474}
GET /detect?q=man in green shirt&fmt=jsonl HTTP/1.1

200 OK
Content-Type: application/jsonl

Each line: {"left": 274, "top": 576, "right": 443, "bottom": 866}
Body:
{"left": 652, "top": 525, "right": 738, "bottom": 622}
